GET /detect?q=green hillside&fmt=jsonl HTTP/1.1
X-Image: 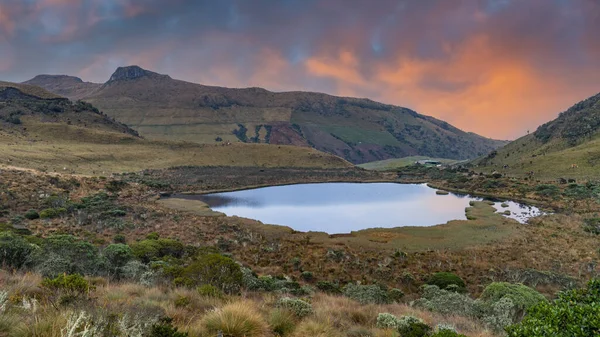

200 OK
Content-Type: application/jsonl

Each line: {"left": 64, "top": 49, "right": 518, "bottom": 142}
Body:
{"left": 473, "top": 92, "right": 600, "bottom": 180}
{"left": 25, "top": 66, "right": 507, "bottom": 164}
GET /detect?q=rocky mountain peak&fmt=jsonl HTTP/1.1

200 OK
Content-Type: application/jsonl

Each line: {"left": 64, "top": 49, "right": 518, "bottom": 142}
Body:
{"left": 107, "top": 65, "right": 170, "bottom": 83}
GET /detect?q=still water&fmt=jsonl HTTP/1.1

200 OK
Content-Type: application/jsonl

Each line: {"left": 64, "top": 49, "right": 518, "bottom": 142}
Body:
{"left": 172, "top": 183, "right": 543, "bottom": 234}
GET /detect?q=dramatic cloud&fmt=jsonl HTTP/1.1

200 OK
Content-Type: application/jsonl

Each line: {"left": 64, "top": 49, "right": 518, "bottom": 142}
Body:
{"left": 1, "top": 0, "right": 599, "bottom": 139}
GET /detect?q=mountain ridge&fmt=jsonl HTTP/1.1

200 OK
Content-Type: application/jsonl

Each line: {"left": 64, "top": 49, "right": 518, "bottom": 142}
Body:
{"left": 24, "top": 65, "right": 507, "bottom": 164}
{"left": 473, "top": 91, "right": 600, "bottom": 179}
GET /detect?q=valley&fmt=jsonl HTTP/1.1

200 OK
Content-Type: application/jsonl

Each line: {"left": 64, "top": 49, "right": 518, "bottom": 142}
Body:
{"left": 1, "top": 69, "right": 600, "bottom": 337}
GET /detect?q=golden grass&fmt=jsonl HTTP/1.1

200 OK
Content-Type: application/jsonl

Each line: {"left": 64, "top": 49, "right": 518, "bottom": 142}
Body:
{"left": 311, "top": 201, "right": 519, "bottom": 252}
{"left": 191, "top": 301, "right": 270, "bottom": 337}
{"left": 0, "top": 271, "right": 497, "bottom": 337}
{"left": 0, "top": 117, "right": 351, "bottom": 174}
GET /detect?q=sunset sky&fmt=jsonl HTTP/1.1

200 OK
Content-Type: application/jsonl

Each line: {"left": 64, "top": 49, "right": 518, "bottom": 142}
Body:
{"left": 1, "top": 0, "right": 599, "bottom": 140}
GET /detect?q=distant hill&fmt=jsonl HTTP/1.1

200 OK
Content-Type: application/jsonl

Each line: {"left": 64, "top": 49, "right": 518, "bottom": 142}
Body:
{"left": 0, "top": 81, "right": 352, "bottom": 174}
{"left": 25, "top": 66, "right": 507, "bottom": 164}
{"left": 473, "top": 92, "right": 600, "bottom": 180}
{"left": 358, "top": 156, "right": 459, "bottom": 171}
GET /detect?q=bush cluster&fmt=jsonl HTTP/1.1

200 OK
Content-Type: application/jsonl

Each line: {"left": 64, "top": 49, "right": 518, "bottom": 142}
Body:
{"left": 276, "top": 297, "right": 313, "bottom": 318}
{"left": 506, "top": 279, "right": 600, "bottom": 336}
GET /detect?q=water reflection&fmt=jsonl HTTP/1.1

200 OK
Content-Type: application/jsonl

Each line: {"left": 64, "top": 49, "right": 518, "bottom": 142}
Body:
{"left": 171, "top": 183, "right": 543, "bottom": 234}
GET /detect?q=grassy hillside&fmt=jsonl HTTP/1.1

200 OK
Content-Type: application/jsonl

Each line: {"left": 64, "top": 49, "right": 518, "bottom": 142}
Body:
{"left": 25, "top": 66, "right": 507, "bottom": 164}
{"left": 359, "top": 156, "right": 459, "bottom": 171}
{"left": 473, "top": 92, "right": 600, "bottom": 180}
{"left": 0, "top": 83, "right": 351, "bottom": 174}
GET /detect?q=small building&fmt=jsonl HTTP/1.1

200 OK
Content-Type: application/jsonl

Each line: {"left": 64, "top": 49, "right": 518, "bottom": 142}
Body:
{"left": 416, "top": 160, "right": 442, "bottom": 166}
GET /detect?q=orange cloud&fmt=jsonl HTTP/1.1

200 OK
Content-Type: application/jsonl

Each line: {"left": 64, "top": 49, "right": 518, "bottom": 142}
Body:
{"left": 298, "top": 34, "right": 598, "bottom": 139}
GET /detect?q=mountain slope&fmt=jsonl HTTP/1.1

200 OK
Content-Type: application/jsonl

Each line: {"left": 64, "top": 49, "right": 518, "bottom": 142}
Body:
{"left": 25, "top": 65, "right": 507, "bottom": 164}
{"left": 474, "top": 92, "right": 600, "bottom": 180}
{"left": 0, "top": 81, "right": 352, "bottom": 174}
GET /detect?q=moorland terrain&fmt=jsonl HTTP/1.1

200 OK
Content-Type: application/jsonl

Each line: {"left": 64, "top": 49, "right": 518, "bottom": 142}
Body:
{"left": 25, "top": 66, "right": 506, "bottom": 164}
{"left": 0, "top": 79, "right": 599, "bottom": 337}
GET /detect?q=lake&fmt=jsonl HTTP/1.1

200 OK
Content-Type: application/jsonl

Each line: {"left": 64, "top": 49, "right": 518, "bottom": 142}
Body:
{"left": 170, "top": 183, "right": 543, "bottom": 234}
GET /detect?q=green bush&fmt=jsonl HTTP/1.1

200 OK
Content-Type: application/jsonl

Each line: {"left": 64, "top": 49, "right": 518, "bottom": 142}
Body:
{"left": 301, "top": 271, "right": 313, "bottom": 281}
{"left": 39, "top": 207, "right": 66, "bottom": 219}
{"left": 479, "top": 282, "right": 546, "bottom": 319}
{"left": 375, "top": 314, "right": 430, "bottom": 336}
{"left": 535, "top": 184, "right": 560, "bottom": 198}
{"left": 343, "top": 283, "right": 391, "bottom": 304}
{"left": 315, "top": 280, "right": 342, "bottom": 294}
{"left": 426, "top": 272, "right": 466, "bottom": 292}
{"left": 24, "top": 210, "right": 40, "bottom": 220}
{"left": 276, "top": 297, "right": 313, "bottom": 318}
{"left": 0, "top": 232, "right": 35, "bottom": 269}
{"left": 147, "top": 232, "right": 160, "bottom": 240}
{"left": 131, "top": 239, "right": 161, "bottom": 263}
{"left": 182, "top": 253, "right": 243, "bottom": 294}
{"left": 582, "top": 218, "right": 600, "bottom": 235}
{"left": 505, "top": 279, "right": 600, "bottom": 337}
{"left": 103, "top": 244, "right": 134, "bottom": 279}
{"left": 41, "top": 273, "right": 92, "bottom": 306}
{"left": 33, "top": 234, "right": 102, "bottom": 277}
{"left": 130, "top": 238, "right": 186, "bottom": 263}
{"left": 413, "top": 285, "right": 482, "bottom": 318}
{"left": 197, "top": 284, "right": 223, "bottom": 298}
{"left": 376, "top": 313, "right": 401, "bottom": 329}
{"left": 113, "top": 234, "right": 127, "bottom": 244}
{"left": 389, "top": 288, "right": 405, "bottom": 302}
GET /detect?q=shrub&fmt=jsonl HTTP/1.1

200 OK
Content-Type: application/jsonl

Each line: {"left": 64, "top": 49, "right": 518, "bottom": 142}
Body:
{"left": 199, "top": 301, "right": 269, "bottom": 337}
{"left": 582, "top": 218, "right": 600, "bottom": 235}
{"left": 277, "top": 297, "right": 313, "bottom": 318}
{"left": 147, "top": 232, "right": 160, "bottom": 240}
{"left": 0, "top": 232, "right": 35, "bottom": 269}
{"left": 130, "top": 238, "right": 186, "bottom": 263}
{"left": 388, "top": 288, "right": 405, "bottom": 302}
{"left": 535, "top": 184, "right": 560, "bottom": 198}
{"left": 149, "top": 317, "right": 188, "bottom": 337}
{"left": 426, "top": 272, "right": 466, "bottom": 292}
{"left": 197, "top": 284, "right": 223, "bottom": 298}
{"left": 269, "top": 308, "right": 296, "bottom": 336}
{"left": 413, "top": 285, "right": 482, "bottom": 318}
{"left": 41, "top": 274, "right": 92, "bottom": 306}
{"left": 505, "top": 279, "right": 600, "bottom": 337}
{"left": 24, "top": 210, "right": 40, "bottom": 220}
{"left": 182, "top": 253, "right": 243, "bottom": 294}
{"left": 376, "top": 313, "right": 402, "bottom": 329}
{"left": 479, "top": 282, "right": 547, "bottom": 319}
{"left": 39, "top": 208, "right": 66, "bottom": 219}
{"left": 316, "top": 281, "right": 342, "bottom": 294}
{"left": 343, "top": 283, "right": 391, "bottom": 304}
{"left": 122, "top": 260, "right": 156, "bottom": 285}
{"left": 103, "top": 244, "right": 134, "bottom": 279}
{"left": 130, "top": 239, "right": 161, "bottom": 263}
{"left": 113, "top": 234, "right": 127, "bottom": 244}
{"left": 33, "top": 234, "right": 102, "bottom": 277}
{"left": 301, "top": 271, "right": 313, "bottom": 281}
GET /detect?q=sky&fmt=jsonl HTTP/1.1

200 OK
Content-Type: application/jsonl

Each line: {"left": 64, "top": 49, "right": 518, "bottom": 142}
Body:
{"left": 1, "top": 0, "right": 599, "bottom": 140}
